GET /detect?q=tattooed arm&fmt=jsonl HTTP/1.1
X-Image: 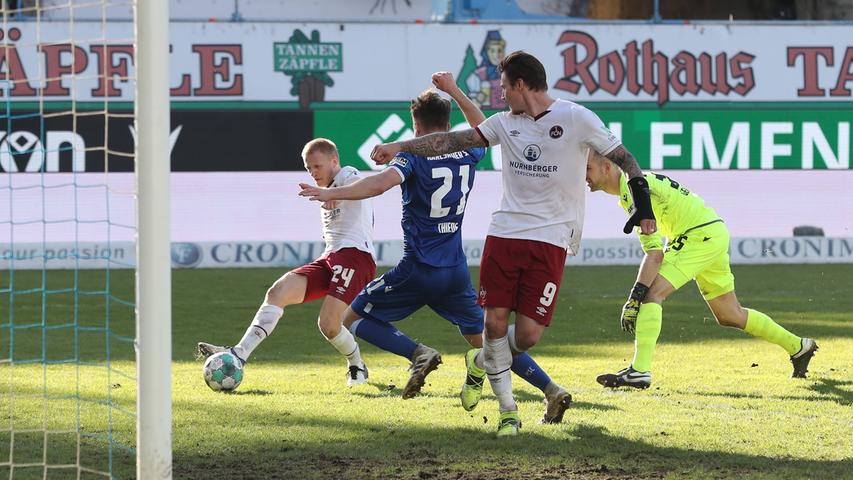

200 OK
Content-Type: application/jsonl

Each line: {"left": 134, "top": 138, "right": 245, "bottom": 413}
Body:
{"left": 601, "top": 144, "right": 657, "bottom": 235}
{"left": 603, "top": 145, "right": 644, "bottom": 179}
{"left": 371, "top": 128, "right": 486, "bottom": 165}
{"left": 400, "top": 128, "right": 486, "bottom": 156}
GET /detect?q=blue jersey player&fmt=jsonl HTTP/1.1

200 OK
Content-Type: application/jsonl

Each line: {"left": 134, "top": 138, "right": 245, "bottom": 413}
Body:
{"left": 300, "top": 72, "right": 572, "bottom": 424}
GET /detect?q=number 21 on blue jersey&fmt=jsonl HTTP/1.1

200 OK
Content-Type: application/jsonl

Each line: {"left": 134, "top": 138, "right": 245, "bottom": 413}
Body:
{"left": 429, "top": 165, "right": 471, "bottom": 218}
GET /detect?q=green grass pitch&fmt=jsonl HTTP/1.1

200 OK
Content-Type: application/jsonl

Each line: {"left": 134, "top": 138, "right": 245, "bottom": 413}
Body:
{"left": 2, "top": 264, "right": 851, "bottom": 479}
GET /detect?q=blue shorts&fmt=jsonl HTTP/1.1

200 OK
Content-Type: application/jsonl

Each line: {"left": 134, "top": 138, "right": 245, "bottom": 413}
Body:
{"left": 350, "top": 257, "right": 484, "bottom": 335}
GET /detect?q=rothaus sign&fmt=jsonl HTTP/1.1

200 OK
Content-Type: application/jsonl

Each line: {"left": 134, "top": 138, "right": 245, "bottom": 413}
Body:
{"left": 555, "top": 31, "right": 757, "bottom": 105}
{"left": 0, "top": 23, "right": 849, "bottom": 103}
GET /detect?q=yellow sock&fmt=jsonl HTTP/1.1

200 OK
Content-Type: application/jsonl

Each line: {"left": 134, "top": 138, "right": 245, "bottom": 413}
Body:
{"left": 743, "top": 308, "right": 801, "bottom": 355}
{"left": 631, "top": 303, "right": 662, "bottom": 373}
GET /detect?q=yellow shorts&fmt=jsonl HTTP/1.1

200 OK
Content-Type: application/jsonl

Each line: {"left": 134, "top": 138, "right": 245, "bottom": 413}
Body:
{"left": 658, "top": 221, "right": 735, "bottom": 301}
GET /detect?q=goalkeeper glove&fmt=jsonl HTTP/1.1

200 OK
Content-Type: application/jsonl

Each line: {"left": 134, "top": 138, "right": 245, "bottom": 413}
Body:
{"left": 624, "top": 176, "right": 655, "bottom": 234}
{"left": 621, "top": 282, "right": 649, "bottom": 334}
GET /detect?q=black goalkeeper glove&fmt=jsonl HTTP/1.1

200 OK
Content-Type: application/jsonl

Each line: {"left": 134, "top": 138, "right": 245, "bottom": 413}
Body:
{"left": 624, "top": 176, "right": 655, "bottom": 234}
{"left": 621, "top": 282, "right": 649, "bottom": 334}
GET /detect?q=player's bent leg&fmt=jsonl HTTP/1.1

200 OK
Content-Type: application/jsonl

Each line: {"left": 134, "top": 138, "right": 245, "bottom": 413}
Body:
{"left": 196, "top": 272, "right": 305, "bottom": 363}
{"left": 266, "top": 271, "right": 310, "bottom": 307}
{"left": 317, "top": 294, "right": 347, "bottom": 340}
{"left": 484, "top": 307, "right": 511, "bottom": 339}
{"left": 349, "top": 316, "right": 419, "bottom": 360}
{"left": 705, "top": 291, "right": 748, "bottom": 329}
{"left": 513, "top": 314, "right": 546, "bottom": 351}
{"left": 643, "top": 274, "right": 677, "bottom": 305}
{"left": 708, "top": 291, "right": 817, "bottom": 378}
{"left": 319, "top": 295, "right": 367, "bottom": 386}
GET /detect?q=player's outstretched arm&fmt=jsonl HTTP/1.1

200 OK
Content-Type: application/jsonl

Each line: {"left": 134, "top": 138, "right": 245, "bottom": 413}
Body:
{"left": 604, "top": 145, "right": 657, "bottom": 235}
{"left": 432, "top": 71, "right": 486, "bottom": 127}
{"left": 371, "top": 129, "right": 486, "bottom": 165}
{"left": 298, "top": 169, "right": 402, "bottom": 202}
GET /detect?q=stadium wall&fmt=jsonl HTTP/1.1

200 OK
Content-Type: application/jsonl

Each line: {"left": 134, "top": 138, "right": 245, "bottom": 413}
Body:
{"left": 1, "top": 21, "right": 850, "bottom": 264}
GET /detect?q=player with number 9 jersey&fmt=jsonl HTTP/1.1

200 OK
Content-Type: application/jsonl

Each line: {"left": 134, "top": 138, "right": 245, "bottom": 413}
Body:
{"left": 367, "top": 52, "right": 657, "bottom": 435}
{"left": 300, "top": 85, "right": 570, "bottom": 410}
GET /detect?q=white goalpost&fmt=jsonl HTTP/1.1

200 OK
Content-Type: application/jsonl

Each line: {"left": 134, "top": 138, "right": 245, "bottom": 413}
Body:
{"left": 134, "top": 0, "right": 172, "bottom": 479}
{"left": 0, "top": 0, "right": 172, "bottom": 477}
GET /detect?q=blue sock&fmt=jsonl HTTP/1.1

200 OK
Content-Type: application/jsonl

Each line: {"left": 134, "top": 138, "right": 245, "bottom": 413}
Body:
{"left": 511, "top": 352, "right": 552, "bottom": 391}
{"left": 351, "top": 318, "right": 418, "bottom": 360}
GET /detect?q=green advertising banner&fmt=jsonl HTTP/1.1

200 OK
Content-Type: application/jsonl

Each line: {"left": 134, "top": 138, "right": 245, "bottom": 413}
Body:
{"left": 313, "top": 108, "right": 503, "bottom": 171}
{"left": 314, "top": 102, "right": 851, "bottom": 170}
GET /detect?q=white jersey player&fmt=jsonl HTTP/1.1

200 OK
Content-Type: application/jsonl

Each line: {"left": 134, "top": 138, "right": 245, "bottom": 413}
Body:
{"left": 478, "top": 97, "right": 620, "bottom": 254}
{"left": 370, "top": 51, "right": 656, "bottom": 436}
{"left": 198, "top": 138, "right": 377, "bottom": 386}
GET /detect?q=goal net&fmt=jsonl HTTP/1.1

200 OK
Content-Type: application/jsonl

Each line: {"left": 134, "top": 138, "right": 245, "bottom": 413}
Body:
{"left": 0, "top": 1, "right": 171, "bottom": 478}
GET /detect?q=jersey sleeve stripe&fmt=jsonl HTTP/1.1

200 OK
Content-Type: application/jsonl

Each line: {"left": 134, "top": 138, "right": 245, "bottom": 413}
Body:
{"left": 474, "top": 126, "right": 490, "bottom": 147}
{"left": 389, "top": 165, "right": 406, "bottom": 183}
{"left": 599, "top": 141, "right": 622, "bottom": 156}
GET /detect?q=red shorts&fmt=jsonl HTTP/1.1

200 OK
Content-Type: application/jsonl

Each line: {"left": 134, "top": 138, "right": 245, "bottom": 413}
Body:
{"left": 292, "top": 248, "right": 376, "bottom": 305}
{"left": 477, "top": 236, "right": 567, "bottom": 326}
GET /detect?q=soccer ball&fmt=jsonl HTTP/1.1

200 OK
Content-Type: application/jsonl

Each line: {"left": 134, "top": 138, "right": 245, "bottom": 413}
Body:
{"left": 203, "top": 351, "right": 244, "bottom": 392}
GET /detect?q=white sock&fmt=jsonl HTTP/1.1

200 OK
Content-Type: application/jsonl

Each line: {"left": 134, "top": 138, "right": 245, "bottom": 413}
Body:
{"left": 233, "top": 303, "right": 284, "bottom": 361}
{"left": 474, "top": 350, "right": 485, "bottom": 370}
{"left": 474, "top": 333, "right": 486, "bottom": 369}
{"left": 328, "top": 328, "right": 363, "bottom": 368}
{"left": 475, "top": 327, "right": 523, "bottom": 375}
{"left": 483, "top": 335, "right": 516, "bottom": 413}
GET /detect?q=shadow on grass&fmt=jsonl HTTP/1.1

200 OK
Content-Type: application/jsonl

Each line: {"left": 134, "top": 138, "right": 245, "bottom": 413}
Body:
{"left": 226, "top": 389, "right": 274, "bottom": 396}
{"left": 350, "top": 388, "right": 620, "bottom": 416}
{"left": 513, "top": 390, "right": 620, "bottom": 412}
{"left": 807, "top": 378, "right": 853, "bottom": 406}
{"left": 672, "top": 378, "right": 853, "bottom": 407}
{"left": 679, "top": 390, "right": 764, "bottom": 400}
{"left": 172, "top": 413, "right": 850, "bottom": 480}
